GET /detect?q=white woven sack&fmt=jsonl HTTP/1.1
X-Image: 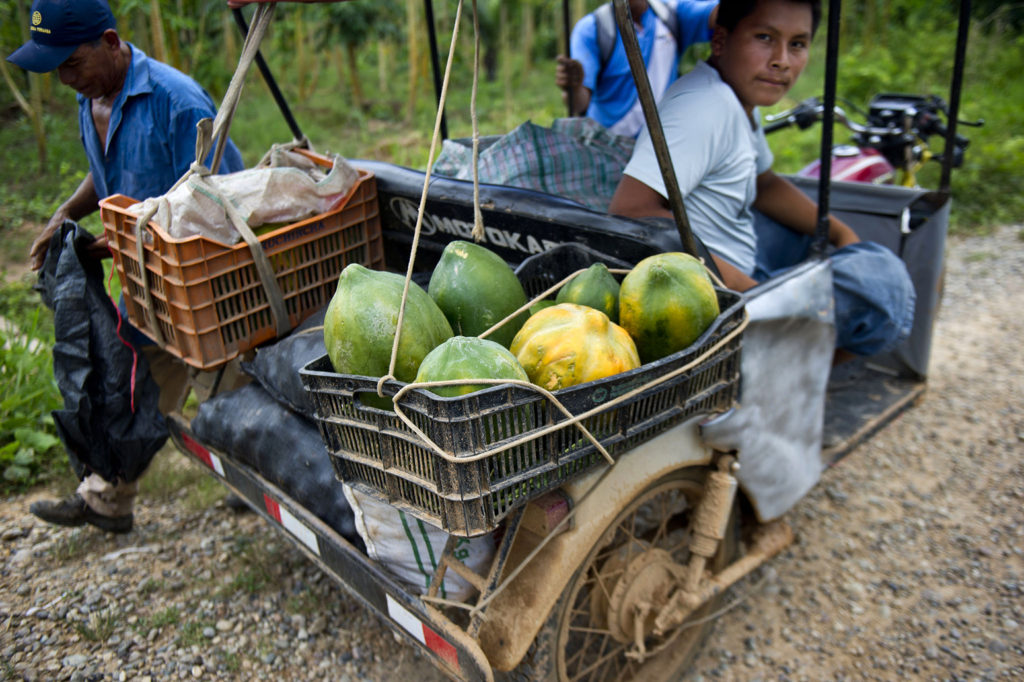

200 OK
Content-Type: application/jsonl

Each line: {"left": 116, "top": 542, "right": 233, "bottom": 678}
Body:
{"left": 343, "top": 485, "right": 496, "bottom": 603}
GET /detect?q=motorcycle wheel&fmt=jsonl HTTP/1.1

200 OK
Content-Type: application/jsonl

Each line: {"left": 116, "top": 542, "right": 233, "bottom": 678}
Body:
{"left": 505, "top": 465, "right": 740, "bottom": 682}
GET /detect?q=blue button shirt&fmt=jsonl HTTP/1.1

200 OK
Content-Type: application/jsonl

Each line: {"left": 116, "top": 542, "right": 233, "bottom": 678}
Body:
{"left": 78, "top": 43, "right": 245, "bottom": 201}
{"left": 572, "top": 1, "right": 715, "bottom": 135}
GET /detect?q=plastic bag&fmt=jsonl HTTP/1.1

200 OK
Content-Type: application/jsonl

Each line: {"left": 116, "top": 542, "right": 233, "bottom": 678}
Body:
{"left": 34, "top": 222, "right": 167, "bottom": 484}
{"left": 128, "top": 149, "right": 359, "bottom": 244}
{"left": 242, "top": 306, "right": 327, "bottom": 418}
{"left": 191, "top": 382, "right": 360, "bottom": 546}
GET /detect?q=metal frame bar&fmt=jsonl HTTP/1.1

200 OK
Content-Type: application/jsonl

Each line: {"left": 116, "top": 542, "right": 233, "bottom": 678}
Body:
{"left": 231, "top": 8, "right": 304, "bottom": 142}
{"left": 940, "top": 0, "right": 972, "bottom": 195}
{"left": 423, "top": 0, "right": 449, "bottom": 140}
{"left": 812, "top": 0, "right": 843, "bottom": 255}
{"left": 611, "top": 0, "right": 700, "bottom": 257}
{"left": 563, "top": 0, "right": 574, "bottom": 116}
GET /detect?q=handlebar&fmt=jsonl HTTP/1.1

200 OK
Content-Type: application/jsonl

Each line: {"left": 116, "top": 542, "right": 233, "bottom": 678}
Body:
{"left": 763, "top": 94, "right": 980, "bottom": 169}
{"left": 763, "top": 98, "right": 894, "bottom": 139}
{"left": 764, "top": 95, "right": 980, "bottom": 142}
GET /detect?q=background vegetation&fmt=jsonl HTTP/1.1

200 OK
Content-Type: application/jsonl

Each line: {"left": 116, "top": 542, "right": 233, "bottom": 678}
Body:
{"left": 0, "top": 0, "right": 1021, "bottom": 493}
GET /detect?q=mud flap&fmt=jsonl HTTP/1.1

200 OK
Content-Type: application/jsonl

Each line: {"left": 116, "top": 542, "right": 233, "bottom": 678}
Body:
{"left": 701, "top": 259, "right": 835, "bottom": 521}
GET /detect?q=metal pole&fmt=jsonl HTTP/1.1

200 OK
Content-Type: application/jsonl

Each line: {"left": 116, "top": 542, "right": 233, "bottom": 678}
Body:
{"left": 940, "top": 0, "right": 971, "bottom": 195}
{"left": 612, "top": 0, "right": 699, "bottom": 257}
{"left": 231, "top": 8, "right": 304, "bottom": 142}
{"left": 423, "top": 0, "right": 449, "bottom": 140}
{"left": 563, "top": 0, "right": 574, "bottom": 117}
{"left": 812, "top": 0, "right": 842, "bottom": 256}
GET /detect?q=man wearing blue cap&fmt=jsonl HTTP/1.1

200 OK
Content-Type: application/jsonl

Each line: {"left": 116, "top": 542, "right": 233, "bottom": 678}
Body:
{"left": 9, "top": 0, "right": 245, "bottom": 270}
{"left": 7, "top": 0, "right": 246, "bottom": 532}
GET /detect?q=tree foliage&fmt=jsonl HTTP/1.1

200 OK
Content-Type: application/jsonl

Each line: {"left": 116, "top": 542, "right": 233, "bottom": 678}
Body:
{"left": 0, "top": 0, "right": 1021, "bottom": 229}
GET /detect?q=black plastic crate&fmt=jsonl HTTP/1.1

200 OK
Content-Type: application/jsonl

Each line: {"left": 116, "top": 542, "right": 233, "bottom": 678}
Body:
{"left": 300, "top": 247, "right": 744, "bottom": 536}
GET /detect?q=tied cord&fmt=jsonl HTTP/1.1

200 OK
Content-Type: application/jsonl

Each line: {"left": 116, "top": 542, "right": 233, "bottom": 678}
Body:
{"left": 381, "top": 0, "right": 466, "bottom": 397}
{"left": 470, "top": 0, "right": 484, "bottom": 241}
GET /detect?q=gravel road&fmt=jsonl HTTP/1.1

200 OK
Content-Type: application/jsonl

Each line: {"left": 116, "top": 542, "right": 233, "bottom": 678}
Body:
{"left": 1, "top": 225, "right": 1021, "bottom": 681}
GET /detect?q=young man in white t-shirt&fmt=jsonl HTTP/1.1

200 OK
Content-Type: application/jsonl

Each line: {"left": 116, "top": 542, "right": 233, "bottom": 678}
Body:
{"left": 609, "top": 0, "right": 915, "bottom": 357}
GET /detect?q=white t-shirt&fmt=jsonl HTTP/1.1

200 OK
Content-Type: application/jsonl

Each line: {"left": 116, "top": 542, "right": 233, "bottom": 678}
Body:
{"left": 622, "top": 61, "right": 774, "bottom": 274}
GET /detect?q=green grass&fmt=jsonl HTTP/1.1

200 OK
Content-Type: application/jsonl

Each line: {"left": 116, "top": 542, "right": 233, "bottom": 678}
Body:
{"left": 137, "top": 578, "right": 167, "bottom": 596}
{"left": 76, "top": 608, "right": 120, "bottom": 642}
{"left": 218, "top": 535, "right": 282, "bottom": 597}
{"left": 134, "top": 605, "right": 182, "bottom": 638}
{"left": 177, "top": 619, "right": 215, "bottom": 648}
{"left": 137, "top": 448, "right": 228, "bottom": 510}
{"left": 219, "top": 649, "right": 242, "bottom": 673}
{"left": 0, "top": 281, "right": 67, "bottom": 493}
{"left": 286, "top": 589, "right": 321, "bottom": 616}
{"left": 48, "top": 531, "right": 92, "bottom": 564}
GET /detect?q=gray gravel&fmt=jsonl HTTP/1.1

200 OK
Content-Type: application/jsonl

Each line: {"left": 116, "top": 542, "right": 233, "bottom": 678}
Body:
{"left": 2, "top": 225, "right": 1022, "bottom": 681}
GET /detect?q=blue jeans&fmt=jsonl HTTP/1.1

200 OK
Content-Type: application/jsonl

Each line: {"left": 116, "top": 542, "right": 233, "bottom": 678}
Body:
{"left": 751, "top": 213, "right": 916, "bottom": 356}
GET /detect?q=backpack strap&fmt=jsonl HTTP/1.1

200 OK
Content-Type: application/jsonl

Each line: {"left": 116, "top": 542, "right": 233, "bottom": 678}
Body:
{"left": 593, "top": 1, "right": 682, "bottom": 83}
{"left": 594, "top": 3, "right": 618, "bottom": 75}
{"left": 648, "top": 0, "right": 681, "bottom": 45}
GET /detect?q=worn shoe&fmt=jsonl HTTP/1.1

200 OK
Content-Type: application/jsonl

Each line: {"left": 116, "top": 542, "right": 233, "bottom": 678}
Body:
{"left": 29, "top": 494, "right": 133, "bottom": 534}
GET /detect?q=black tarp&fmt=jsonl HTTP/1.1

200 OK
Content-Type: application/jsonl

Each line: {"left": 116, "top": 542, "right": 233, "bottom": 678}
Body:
{"left": 35, "top": 222, "right": 168, "bottom": 483}
{"left": 242, "top": 306, "right": 326, "bottom": 418}
{"left": 191, "top": 382, "right": 360, "bottom": 547}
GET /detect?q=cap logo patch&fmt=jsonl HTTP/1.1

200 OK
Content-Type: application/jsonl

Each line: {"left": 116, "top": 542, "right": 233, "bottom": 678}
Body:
{"left": 30, "top": 11, "right": 52, "bottom": 34}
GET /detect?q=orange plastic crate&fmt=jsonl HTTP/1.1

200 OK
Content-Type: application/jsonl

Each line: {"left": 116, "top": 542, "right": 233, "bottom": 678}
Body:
{"left": 100, "top": 154, "right": 383, "bottom": 370}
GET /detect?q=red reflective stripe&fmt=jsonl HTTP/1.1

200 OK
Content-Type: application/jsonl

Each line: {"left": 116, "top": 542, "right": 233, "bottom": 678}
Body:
{"left": 181, "top": 433, "right": 213, "bottom": 469}
{"left": 422, "top": 625, "right": 458, "bottom": 668}
{"left": 263, "top": 494, "right": 282, "bottom": 523}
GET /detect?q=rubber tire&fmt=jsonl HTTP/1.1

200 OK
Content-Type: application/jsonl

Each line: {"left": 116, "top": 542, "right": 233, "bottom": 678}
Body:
{"left": 499, "top": 466, "right": 741, "bottom": 682}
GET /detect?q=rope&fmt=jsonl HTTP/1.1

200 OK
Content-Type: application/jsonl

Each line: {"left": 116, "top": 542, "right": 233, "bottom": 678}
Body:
{"left": 133, "top": 198, "right": 169, "bottom": 347}
{"left": 380, "top": 0, "right": 466, "bottom": 399}
{"left": 470, "top": 0, "right": 484, "bottom": 241}
{"left": 388, "top": 308, "right": 748, "bottom": 466}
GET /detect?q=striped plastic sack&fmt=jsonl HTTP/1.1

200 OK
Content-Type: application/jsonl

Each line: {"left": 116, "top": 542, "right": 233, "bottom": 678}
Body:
{"left": 432, "top": 117, "right": 635, "bottom": 212}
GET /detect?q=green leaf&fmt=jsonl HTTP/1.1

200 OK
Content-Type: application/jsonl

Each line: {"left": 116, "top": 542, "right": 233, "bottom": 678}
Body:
{"left": 13, "top": 448, "right": 36, "bottom": 466}
{"left": 13, "top": 428, "right": 60, "bottom": 453}
{"left": 4, "top": 464, "right": 30, "bottom": 482}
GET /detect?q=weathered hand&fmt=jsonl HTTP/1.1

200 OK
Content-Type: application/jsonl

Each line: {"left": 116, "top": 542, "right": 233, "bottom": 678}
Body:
{"left": 555, "top": 55, "right": 583, "bottom": 90}
{"left": 83, "top": 234, "right": 111, "bottom": 261}
{"left": 29, "top": 215, "right": 64, "bottom": 271}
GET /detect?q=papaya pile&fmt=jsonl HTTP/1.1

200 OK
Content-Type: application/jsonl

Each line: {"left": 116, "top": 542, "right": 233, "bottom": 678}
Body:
{"left": 323, "top": 242, "right": 720, "bottom": 401}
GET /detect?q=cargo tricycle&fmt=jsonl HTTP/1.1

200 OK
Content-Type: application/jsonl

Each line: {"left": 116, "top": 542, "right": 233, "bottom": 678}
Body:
{"left": 98, "top": 0, "right": 976, "bottom": 679}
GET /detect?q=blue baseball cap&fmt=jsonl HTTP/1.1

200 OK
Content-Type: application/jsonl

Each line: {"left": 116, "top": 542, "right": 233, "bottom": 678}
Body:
{"left": 6, "top": 0, "right": 117, "bottom": 73}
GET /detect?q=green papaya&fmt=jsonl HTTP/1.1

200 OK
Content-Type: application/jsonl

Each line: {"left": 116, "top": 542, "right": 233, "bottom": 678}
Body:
{"left": 427, "top": 240, "right": 529, "bottom": 348}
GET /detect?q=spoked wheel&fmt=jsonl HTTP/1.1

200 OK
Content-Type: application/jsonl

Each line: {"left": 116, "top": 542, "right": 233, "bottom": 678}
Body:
{"left": 514, "top": 466, "right": 740, "bottom": 682}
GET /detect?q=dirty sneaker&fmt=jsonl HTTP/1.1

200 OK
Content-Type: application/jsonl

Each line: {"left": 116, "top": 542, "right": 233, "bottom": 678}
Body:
{"left": 29, "top": 494, "right": 133, "bottom": 534}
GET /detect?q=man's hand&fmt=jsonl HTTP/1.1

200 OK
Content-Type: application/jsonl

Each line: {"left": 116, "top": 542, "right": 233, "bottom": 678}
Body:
{"left": 555, "top": 55, "right": 592, "bottom": 118}
{"left": 29, "top": 213, "right": 66, "bottom": 271}
{"left": 555, "top": 55, "right": 583, "bottom": 91}
{"left": 83, "top": 234, "right": 111, "bottom": 262}
{"left": 32, "top": 173, "right": 100, "bottom": 270}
